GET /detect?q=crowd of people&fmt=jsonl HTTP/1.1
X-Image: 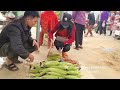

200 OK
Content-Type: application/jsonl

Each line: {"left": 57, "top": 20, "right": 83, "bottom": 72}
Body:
{"left": 0, "top": 11, "right": 120, "bottom": 71}
{"left": 95, "top": 11, "right": 120, "bottom": 38}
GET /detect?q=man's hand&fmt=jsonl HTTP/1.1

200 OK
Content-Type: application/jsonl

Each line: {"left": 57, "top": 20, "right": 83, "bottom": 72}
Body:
{"left": 33, "top": 40, "right": 39, "bottom": 50}
{"left": 27, "top": 53, "right": 34, "bottom": 62}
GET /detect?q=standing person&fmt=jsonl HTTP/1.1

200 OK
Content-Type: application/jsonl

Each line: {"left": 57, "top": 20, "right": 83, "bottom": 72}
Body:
{"left": 72, "top": 11, "right": 86, "bottom": 50}
{"left": 99, "top": 11, "right": 109, "bottom": 35}
{"left": 40, "top": 11, "right": 58, "bottom": 49}
{"left": 48, "top": 13, "right": 76, "bottom": 58}
{"left": 109, "top": 11, "right": 115, "bottom": 36}
{"left": 85, "top": 11, "right": 95, "bottom": 37}
{"left": 96, "top": 11, "right": 101, "bottom": 33}
{"left": 0, "top": 11, "right": 39, "bottom": 71}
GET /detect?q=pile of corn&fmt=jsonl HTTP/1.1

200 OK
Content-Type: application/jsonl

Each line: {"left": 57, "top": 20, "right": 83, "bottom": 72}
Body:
{"left": 29, "top": 53, "right": 81, "bottom": 79}
{"left": 29, "top": 61, "right": 81, "bottom": 79}
{"left": 47, "top": 53, "right": 61, "bottom": 61}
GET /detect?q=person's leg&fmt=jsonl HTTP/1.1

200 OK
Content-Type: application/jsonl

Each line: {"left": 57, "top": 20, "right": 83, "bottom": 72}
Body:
{"left": 48, "top": 37, "right": 50, "bottom": 49}
{"left": 75, "top": 23, "right": 80, "bottom": 49}
{"left": 86, "top": 25, "right": 91, "bottom": 36}
{"left": 54, "top": 40, "right": 63, "bottom": 51}
{"left": 79, "top": 24, "right": 84, "bottom": 48}
{"left": 103, "top": 22, "right": 107, "bottom": 35}
{"left": 62, "top": 44, "right": 70, "bottom": 58}
{"left": 99, "top": 21, "right": 103, "bottom": 35}
{"left": 89, "top": 25, "right": 93, "bottom": 36}
{"left": 0, "top": 43, "right": 19, "bottom": 71}
{"left": 47, "top": 34, "right": 54, "bottom": 49}
{"left": 39, "top": 31, "right": 44, "bottom": 46}
{"left": 62, "top": 44, "right": 70, "bottom": 52}
{"left": 109, "top": 30, "right": 112, "bottom": 36}
{"left": 96, "top": 21, "right": 100, "bottom": 33}
{"left": 87, "top": 26, "right": 91, "bottom": 36}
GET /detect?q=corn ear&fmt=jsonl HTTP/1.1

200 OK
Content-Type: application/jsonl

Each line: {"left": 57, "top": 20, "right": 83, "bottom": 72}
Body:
{"left": 64, "top": 75, "right": 80, "bottom": 79}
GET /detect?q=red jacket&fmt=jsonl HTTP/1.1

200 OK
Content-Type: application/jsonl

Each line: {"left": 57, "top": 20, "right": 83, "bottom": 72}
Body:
{"left": 49, "top": 22, "right": 76, "bottom": 45}
{"left": 40, "top": 11, "right": 58, "bottom": 33}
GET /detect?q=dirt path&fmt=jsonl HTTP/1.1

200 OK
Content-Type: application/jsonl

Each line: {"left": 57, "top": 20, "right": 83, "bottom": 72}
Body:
{"left": 0, "top": 29, "right": 120, "bottom": 79}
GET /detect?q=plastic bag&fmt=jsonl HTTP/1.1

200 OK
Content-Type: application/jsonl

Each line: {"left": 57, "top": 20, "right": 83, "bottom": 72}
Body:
{"left": 94, "top": 23, "right": 98, "bottom": 27}
{"left": 102, "top": 21, "right": 105, "bottom": 27}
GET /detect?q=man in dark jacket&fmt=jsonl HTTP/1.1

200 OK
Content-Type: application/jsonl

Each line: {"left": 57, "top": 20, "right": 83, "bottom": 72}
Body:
{"left": 0, "top": 11, "right": 39, "bottom": 71}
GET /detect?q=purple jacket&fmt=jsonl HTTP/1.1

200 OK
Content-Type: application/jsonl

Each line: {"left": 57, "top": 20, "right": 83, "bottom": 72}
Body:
{"left": 100, "top": 11, "right": 109, "bottom": 22}
{"left": 72, "top": 11, "right": 86, "bottom": 25}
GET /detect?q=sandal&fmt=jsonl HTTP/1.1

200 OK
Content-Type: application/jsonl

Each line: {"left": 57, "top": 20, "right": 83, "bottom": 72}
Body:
{"left": 4, "top": 63, "right": 19, "bottom": 71}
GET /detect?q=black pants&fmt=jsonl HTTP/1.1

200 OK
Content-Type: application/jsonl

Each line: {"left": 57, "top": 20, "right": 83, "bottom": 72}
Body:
{"left": 110, "top": 30, "right": 112, "bottom": 36}
{"left": 96, "top": 21, "right": 100, "bottom": 33}
{"left": 0, "top": 42, "right": 37, "bottom": 62}
{"left": 99, "top": 21, "right": 107, "bottom": 35}
{"left": 75, "top": 23, "right": 85, "bottom": 48}
{"left": 54, "top": 40, "right": 70, "bottom": 52}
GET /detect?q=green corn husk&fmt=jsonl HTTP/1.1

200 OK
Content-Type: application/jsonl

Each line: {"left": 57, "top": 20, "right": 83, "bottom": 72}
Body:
{"left": 64, "top": 75, "right": 80, "bottom": 79}
{"left": 66, "top": 66, "right": 78, "bottom": 71}
{"left": 47, "top": 72, "right": 63, "bottom": 77}
{"left": 32, "top": 64, "right": 41, "bottom": 69}
{"left": 43, "top": 68, "right": 67, "bottom": 75}
{"left": 58, "top": 77, "right": 65, "bottom": 79}
{"left": 37, "top": 68, "right": 50, "bottom": 76}
{"left": 43, "top": 61, "right": 61, "bottom": 67}
{"left": 41, "top": 75, "right": 59, "bottom": 79}
{"left": 47, "top": 54, "right": 60, "bottom": 57}
{"left": 47, "top": 57, "right": 60, "bottom": 61}
{"left": 29, "top": 69, "right": 40, "bottom": 74}
{"left": 34, "top": 77, "right": 43, "bottom": 79}
{"left": 50, "top": 65, "right": 69, "bottom": 70}
{"left": 61, "top": 62, "right": 74, "bottom": 66}
{"left": 67, "top": 71, "right": 80, "bottom": 75}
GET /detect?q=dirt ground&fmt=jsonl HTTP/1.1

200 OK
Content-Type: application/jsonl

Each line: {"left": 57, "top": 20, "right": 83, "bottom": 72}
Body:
{"left": 0, "top": 28, "right": 120, "bottom": 79}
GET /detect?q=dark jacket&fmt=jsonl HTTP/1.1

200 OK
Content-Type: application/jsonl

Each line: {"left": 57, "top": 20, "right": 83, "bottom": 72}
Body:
{"left": 88, "top": 13, "right": 95, "bottom": 25}
{"left": 0, "top": 17, "right": 34, "bottom": 59}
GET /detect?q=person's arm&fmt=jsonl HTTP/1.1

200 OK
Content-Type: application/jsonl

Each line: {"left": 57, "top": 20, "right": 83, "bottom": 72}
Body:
{"left": 7, "top": 25, "right": 29, "bottom": 59}
{"left": 64, "top": 24, "right": 76, "bottom": 45}
{"left": 48, "top": 22, "right": 59, "bottom": 40}
{"left": 28, "top": 31, "right": 37, "bottom": 44}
